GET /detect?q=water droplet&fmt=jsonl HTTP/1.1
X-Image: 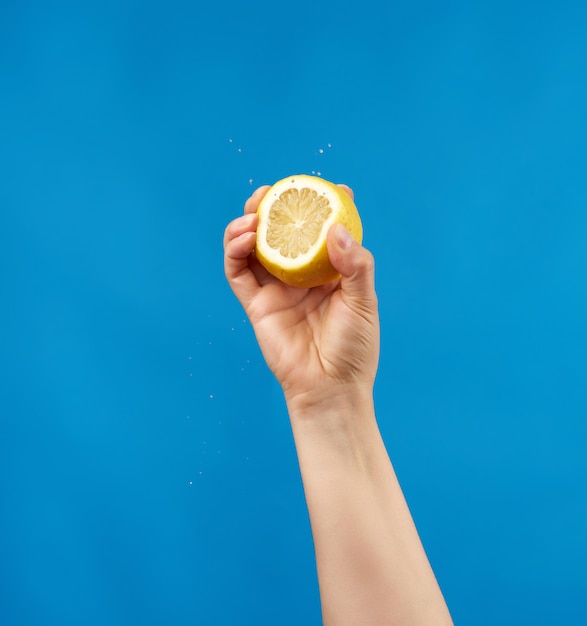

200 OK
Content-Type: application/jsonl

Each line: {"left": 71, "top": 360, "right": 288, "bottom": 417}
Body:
{"left": 237, "top": 148, "right": 242, "bottom": 153}
{"left": 327, "top": 143, "right": 332, "bottom": 148}
{"left": 209, "top": 394, "right": 214, "bottom": 399}
{"left": 249, "top": 178, "right": 253, "bottom": 184}
{"left": 319, "top": 148, "right": 324, "bottom": 154}
{"left": 229, "top": 138, "right": 233, "bottom": 143}
{"left": 317, "top": 171, "right": 321, "bottom": 176}
{"left": 189, "top": 481, "right": 193, "bottom": 485}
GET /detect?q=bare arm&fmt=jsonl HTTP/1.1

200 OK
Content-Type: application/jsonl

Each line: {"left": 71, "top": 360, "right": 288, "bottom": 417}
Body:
{"left": 224, "top": 185, "right": 452, "bottom": 625}
{"left": 288, "top": 392, "right": 452, "bottom": 625}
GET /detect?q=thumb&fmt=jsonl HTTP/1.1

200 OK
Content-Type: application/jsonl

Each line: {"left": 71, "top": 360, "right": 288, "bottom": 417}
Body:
{"left": 327, "top": 223, "right": 377, "bottom": 306}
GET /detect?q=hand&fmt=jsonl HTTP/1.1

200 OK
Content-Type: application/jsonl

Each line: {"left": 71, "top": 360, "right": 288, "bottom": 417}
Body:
{"left": 223, "top": 184, "right": 380, "bottom": 410}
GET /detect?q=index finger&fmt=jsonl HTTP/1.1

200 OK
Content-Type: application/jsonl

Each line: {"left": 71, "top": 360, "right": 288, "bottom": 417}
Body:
{"left": 244, "top": 185, "right": 271, "bottom": 215}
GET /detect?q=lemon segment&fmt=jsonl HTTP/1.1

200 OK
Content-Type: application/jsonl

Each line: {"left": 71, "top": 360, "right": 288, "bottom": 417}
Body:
{"left": 255, "top": 175, "right": 363, "bottom": 288}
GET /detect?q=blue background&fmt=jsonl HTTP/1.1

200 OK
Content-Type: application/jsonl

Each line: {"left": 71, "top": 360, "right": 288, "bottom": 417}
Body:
{"left": 1, "top": 0, "right": 586, "bottom": 624}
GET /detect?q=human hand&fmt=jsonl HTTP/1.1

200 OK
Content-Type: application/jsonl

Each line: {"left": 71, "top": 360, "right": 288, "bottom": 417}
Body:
{"left": 223, "top": 184, "right": 380, "bottom": 411}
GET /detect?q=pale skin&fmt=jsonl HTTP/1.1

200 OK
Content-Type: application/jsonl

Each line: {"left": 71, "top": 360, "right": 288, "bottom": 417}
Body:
{"left": 223, "top": 184, "right": 453, "bottom": 626}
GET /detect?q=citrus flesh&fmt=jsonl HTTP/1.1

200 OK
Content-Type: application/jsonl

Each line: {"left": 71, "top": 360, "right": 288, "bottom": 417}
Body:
{"left": 255, "top": 175, "right": 363, "bottom": 288}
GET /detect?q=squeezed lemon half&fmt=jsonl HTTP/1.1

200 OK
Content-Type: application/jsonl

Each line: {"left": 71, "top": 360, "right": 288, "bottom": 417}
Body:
{"left": 255, "top": 175, "right": 363, "bottom": 288}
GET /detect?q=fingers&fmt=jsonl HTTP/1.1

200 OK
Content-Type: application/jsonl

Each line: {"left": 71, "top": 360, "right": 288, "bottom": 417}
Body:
{"left": 244, "top": 185, "right": 271, "bottom": 214}
{"left": 224, "top": 185, "right": 277, "bottom": 306}
{"left": 223, "top": 213, "right": 261, "bottom": 304}
{"left": 223, "top": 212, "right": 257, "bottom": 248}
{"left": 326, "top": 223, "right": 377, "bottom": 312}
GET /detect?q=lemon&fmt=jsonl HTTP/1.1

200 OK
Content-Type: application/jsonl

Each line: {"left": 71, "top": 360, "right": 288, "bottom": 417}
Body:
{"left": 255, "top": 174, "right": 363, "bottom": 288}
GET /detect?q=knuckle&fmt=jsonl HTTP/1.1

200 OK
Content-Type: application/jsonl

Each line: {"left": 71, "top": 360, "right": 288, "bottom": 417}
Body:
{"left": 222, "top": 223, "right": 234, "bottom": 248}
{"left": 356, "top": 249, "right": 375, "bottom": 274}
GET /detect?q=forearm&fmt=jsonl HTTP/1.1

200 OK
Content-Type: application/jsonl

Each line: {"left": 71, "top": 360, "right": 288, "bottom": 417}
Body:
{"left": 287, "top": 388, "right": 453, "bottom": 626}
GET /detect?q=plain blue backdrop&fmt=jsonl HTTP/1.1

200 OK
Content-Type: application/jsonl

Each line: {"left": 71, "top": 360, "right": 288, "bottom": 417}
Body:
{"left": 1, "top": 0, "right": 586, "bottom": 624}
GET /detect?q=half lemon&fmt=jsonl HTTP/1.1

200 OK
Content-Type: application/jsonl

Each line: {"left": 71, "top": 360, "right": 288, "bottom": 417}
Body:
{"left": 255, "top": 174, "right": 363, "bottom": 288}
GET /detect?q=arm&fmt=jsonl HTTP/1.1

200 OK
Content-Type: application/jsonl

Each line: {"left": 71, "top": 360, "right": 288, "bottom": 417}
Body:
{"left": 224, "top": 185, "right": 452, "bottom": 625}
{"left": 288, "top": 393, "right": 451, "bottom": 626}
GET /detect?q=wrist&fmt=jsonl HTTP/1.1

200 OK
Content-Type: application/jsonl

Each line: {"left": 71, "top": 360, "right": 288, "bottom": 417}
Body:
{"left": 285, "top": 383, "right": 382, "bottom": 474}
{"left": 284, "top": 380, "right": 375, "bottom": 419}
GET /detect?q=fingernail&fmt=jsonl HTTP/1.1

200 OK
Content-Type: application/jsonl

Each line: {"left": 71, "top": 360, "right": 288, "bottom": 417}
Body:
{"left": 335, "top": 223, "right": 353, "bottom": 250}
